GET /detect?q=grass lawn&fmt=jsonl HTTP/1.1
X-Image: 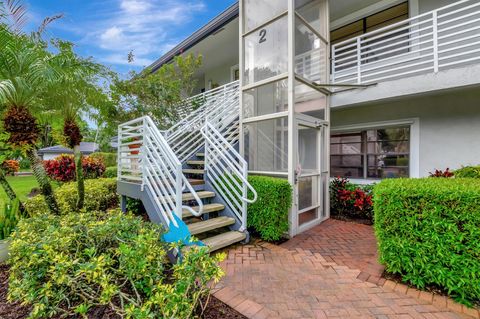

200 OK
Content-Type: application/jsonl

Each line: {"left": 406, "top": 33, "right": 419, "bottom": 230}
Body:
{"left": 0, "top": 175, "right": 40, "bottom": 208}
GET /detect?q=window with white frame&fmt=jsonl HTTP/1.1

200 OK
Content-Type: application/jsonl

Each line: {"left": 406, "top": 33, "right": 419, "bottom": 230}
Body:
{"left": 331, "top": 126, "right": 410, "bottom": 179}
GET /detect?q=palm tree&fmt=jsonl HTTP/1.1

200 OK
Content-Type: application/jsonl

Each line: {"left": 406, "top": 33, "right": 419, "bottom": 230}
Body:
{"left": 0, "top": 26, "right": 61, "bottom": 214}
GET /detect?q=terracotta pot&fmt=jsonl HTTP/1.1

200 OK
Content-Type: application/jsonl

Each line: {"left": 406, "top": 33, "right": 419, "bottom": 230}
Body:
{"left": 128, "top": 143, "right": 141, "bottom": 155}
{"left": 0, "top": 239, "right": 10, "bottom": 263}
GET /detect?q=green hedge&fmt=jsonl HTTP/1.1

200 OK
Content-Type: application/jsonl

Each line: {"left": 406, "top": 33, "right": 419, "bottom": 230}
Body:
{"left": 90, "top": 152, "right": 117, "bottom": 167}
{"left": 454, "top": 166, "right": 480, "bottom": 178}
{"left": 374, "top": 178, "right": 480, "bottom": 305}
{"left": 247, "top": 176, "right": 292, "bottom": 241}
{"left": 103, "top": 166, "right": 117, "bottom": 178}
{"left": 25, "top": 178, "right": 118, "bottom": 215}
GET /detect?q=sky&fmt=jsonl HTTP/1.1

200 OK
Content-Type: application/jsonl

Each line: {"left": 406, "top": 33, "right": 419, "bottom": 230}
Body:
{"left": 25, "top": 0, "right": 237, "bottom": 76}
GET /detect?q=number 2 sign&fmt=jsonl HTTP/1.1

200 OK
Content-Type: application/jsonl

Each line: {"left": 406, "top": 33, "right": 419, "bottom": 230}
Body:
{"left": 259, "top": 29, "right": 267, "bottom": 43}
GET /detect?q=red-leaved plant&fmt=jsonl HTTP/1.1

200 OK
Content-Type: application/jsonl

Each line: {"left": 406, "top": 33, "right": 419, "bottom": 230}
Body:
{"left": 1, "top": 159, "right": 20, "bottom": 176}
{"left": 429, "top": 168, "right": 454, "bottom": 178}
{"left": 44, "top": 155, "right": 106, "bottom": 182}
{"left": 330, "top": 177, "right": 373, "bottom": 221}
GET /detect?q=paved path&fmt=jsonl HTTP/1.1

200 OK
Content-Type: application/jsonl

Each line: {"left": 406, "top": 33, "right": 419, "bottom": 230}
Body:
{"left": 214, "top": 220, "right": 475, "bottom": 319}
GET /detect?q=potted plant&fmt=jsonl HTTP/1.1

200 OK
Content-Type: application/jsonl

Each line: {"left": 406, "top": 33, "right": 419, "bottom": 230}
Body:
{"left": 0, "top": 199, "right": 21, "bottom": 263}
{"left": 127, "top": 137, "right": 141, "bottom": 155}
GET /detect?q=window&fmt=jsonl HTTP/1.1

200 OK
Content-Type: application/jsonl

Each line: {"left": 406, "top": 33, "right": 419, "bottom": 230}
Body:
{"left": 331, "top": 127, "right": 410, "bottom": 179}
{"left": 331, "top": 2, "right": 409, "bottom": 44}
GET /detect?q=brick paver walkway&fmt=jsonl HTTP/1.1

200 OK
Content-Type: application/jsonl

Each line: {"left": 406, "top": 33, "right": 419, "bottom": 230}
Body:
{"left": 282, "top": 219, "right": 386, "bottom": 285}
{"left": 214, "top": 220, "right": 473, "bottom": 319}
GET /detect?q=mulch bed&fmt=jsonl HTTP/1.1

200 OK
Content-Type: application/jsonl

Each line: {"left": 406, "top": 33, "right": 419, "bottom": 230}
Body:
{"left": 330, "top": 214, "right": 373, "bottom": 225}
{"left": 0, "top": 264, "right": 246, "bottom": 319}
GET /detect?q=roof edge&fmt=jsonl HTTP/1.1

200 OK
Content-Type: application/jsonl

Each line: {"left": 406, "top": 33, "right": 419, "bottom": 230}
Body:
{"left": 148, "top": 2, "right": 239, "bottom": 72}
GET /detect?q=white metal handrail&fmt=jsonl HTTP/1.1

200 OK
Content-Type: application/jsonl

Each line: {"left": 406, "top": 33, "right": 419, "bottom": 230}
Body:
{"left": 332, "top": 0, "right": 480, "bottom": 85}
{"left": 202, "top": 122, "right": 257, "bottom": 231}
{"left": 118, "top": 116, "right": 203, "bottom": 227}
{"left": 165, "top": 81, "right": 240, "bottom": 163}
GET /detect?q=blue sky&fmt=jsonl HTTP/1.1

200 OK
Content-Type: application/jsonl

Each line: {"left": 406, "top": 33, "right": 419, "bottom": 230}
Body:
{"left": 26, "top": 0, "right": 237, "bottom": 75}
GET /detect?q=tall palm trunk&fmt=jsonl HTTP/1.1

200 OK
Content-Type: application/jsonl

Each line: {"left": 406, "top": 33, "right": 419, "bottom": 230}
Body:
{"left": 74, "top": 145, "right": 84, "bottom": 209}
{"left": 0, "top": 168, "right": 27, "bottom": 215}
{"left": 27, "top": 148, "right": 60, "bottom": 215}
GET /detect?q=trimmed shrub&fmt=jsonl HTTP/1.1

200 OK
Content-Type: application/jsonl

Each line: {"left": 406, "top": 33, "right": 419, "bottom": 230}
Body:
{"left": 103, "top": 166, "right": 117, "bottom": 178}
{"left": 2, "top": 159, "right": 19, "bottom": 176}
{"left": 44, "top": 154, "right": 106, "bottom": 182}
{"left": 454, "top": 166, "right": 480, "bottom": 178}
{"left": 25, "top": 178, "right": 118, "bottom": 215}
{"left": 90, "top": 152, "right": 117, "bottom": 167}
{"left": 247, "top": 175, "right": 292, "bottom": 241}
{"left": 374, "top": 178, "right": 480, "bottom": 305}
{"left": 8, "top": 211, "right": 225, "bottom": 318}
{"left": 330, "top": 177, "right": 373, "bottom": 221}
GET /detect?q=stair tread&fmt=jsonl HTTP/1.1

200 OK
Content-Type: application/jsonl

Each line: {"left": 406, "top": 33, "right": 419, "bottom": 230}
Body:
{"left": 203, "top": 231, "right": 246, "bottom": 252}
{"left": 182, "top": 203, "right": 225, "bottom": 218}
{"left": 181, "top": 191, "right": 215, "bottom": 202}
{"left": 183, "top": 169, "right": 205, "bottom": 174}
{"left": 187, "top": 178, "right": 204, "bottom": 186}
{"left": 188, "top": 216, "right": 235, "bottom": 235}
{"left": 187, "top": 160, "right": 205, "bottom": 166}
{"left": 196, "top": 153, "right": 205, "bottom": 157}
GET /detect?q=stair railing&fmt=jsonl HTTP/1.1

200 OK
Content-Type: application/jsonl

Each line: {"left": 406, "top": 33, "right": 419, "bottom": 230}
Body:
{"left": 118, "top": 116, "right": 203, "bottom": 227}
{"left": 164, "top": 81, "right": 240, "bottom": 163}
{"left": 201, "top": 122, "right": 257, "bottom": 231}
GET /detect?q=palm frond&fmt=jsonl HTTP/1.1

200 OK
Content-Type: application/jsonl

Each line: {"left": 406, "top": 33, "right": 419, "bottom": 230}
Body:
{"left": 37, "top": 13, "right": 64, "bottom": 35}
{"left": 0, "top": 0, "right": 28, "bottom": 32}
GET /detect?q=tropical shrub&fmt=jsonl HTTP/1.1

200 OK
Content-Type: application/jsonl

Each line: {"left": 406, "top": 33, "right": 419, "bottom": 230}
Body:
{"left": 1, "top": 159, "right": 19, "bottom": 176}
{"left": 454, "top": 165, "right": 480, "bottom": 178}
{"left": 103, "top": 166, "right": 117, "bottom": 178}
{"left": 25, "top": 178, "right": 118, "bottom": 215}
{"left": 374, "top": 178, "right": 480, "bottom": 306}
{"left": 330, "top": 177, "right": 373, "bottom": 221}
{"left": 90, "top": 152, "right": 117, "bottom": 167}
{"left": 18, "top": 158, "right": 31, "bottom": 170}
{"left": 44, "top": 154, "right": 105, "bottom": 182}
{"left": 247, "top": 176, "right": 292, "bottom": 241}
{"left": 0, "top": 199, "right": 21, "bottom": 240}
{"left": 429, "top": 168, "right": 454, "bottom": 178}
{"left": 8, "top": 211, "right": 225, "bottom": 318}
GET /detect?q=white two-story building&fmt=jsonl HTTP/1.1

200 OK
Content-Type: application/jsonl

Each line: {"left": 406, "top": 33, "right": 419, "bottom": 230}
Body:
{"left": 118, "top": 0, "right": 480, "bottom": 246}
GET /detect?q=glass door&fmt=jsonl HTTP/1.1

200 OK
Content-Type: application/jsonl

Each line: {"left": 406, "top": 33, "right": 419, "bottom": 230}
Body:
{"left": 295, "top": 114, "right": 328, "bottom": 233}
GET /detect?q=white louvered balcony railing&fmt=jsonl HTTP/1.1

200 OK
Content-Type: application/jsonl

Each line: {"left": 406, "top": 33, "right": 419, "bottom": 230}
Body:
{"left": 332, "top": 0, "right": 480, "bottom": 85}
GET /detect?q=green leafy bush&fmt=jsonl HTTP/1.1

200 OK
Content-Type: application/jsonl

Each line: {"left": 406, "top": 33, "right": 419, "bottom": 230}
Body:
{"left": 374, "top": 178, "right": 480, "bottom": 305}
{"left": 0, "top": 199, "right": 21, "bottom": 240}
{"left": 247, "top": 175, "right": 292, "bottom": 241}
{"left": 8, "top": 211, "right": 225, "bottom": 318}
{"left": 454, "top": 165, "right": 480, "bottom": 178}
{"left": 90, "top": 152, "right": 117, "bottom": 167}
{"left": 24, "top": 178, "right": 118, "bottom": 215}
{"left": 103, "top": 166, "right": 117, "bottom": 178}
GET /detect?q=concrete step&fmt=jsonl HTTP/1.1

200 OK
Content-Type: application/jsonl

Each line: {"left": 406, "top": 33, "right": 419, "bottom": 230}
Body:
{"left": 196, "top": 152, "right": 205, "bottom": 157}
{"left": 182, "top": 203, "right": 225, "bottom": 218}
{"left": 182, "top": 169, "right": 204, "bottom": 175}
{"left": 181, "top": 191, "right": 215, "bottom": 202}
{"left": 187, "top": 178, "right": 204, "bottom": 186}
{"left": 203, "top": 231, "right": 246, "bottom": 252}
{"left": 188, "top": 216, "right": 235, "bottom": 235}
{"left": 186, "top": 160, "right": 205, "bottom": 166}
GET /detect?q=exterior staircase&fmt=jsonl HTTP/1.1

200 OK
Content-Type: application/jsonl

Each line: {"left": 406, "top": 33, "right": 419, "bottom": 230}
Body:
{"left": 117, "top": 81, "right": 255, "bottom": 254}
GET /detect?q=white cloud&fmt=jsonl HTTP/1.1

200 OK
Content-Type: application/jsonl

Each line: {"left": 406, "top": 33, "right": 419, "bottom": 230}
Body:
{"left": 81, "top": 0, "right": 206, "bottom": 69}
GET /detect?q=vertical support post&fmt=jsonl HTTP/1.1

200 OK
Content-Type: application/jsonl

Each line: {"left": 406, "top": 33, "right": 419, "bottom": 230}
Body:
{"left": 120, "top": 195, "right": 127, "bottom": 213}
{"left": 287, "top": 0, "right": 297, "bottom": 237}
{"left": 432, "top": 11, "right": 439, "bottom": 73}
{"left": 331, "top": 45, "right": 336, "bottom": 84}
{"left": 141, "top": 118, "right": 146, "bottom": 192}
{"left": 356, "top": 37, "right": 362, "bottom": 84}
{"left": 239, "top": 0, "right": 245, "bottom": 160}
{"left": 117, "top": 125, "right": 122, "bottom": 181}
{"left": 175, "top": 164, "right": 183, "bottom": 220}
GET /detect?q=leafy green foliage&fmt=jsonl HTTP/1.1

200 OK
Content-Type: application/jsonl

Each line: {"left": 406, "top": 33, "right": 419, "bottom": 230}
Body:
{"left": 454, "top": 166, "right": 480, "bottom": 178}
{"left": 90, "top": 152, "right": 117, "bottom": 167}
{"left": 103, "top": 166, "right": 117, "bottom": 178}
{"left": 24, "top": 178, "right": 118, "bottom": 215}
{"left": 247, "top": 176, "right": 292, "bottom": 241}
{"left": 0, "top": 198, "right": 20, "bottom": 239}
{"left": 374, "top": 178, "right": 480, "bottom": 306}
{"left": 8, "top": 210, "right": 225, "bottom": 318}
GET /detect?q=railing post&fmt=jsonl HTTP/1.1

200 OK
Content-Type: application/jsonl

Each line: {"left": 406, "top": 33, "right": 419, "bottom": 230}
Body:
{"left": 432, "top": 11, "right": 439, "bottom": 73}
{"left": 141, "top": 118, "right": 146, "bottom": 192}
{"left": 241, "top": 163, "right": 248, "bottom": 232}
{"left": 356, "top": 37, "right": 362, "bottom": 84}
{"left": 117, "top": 125, "right": 122, "bottom": 181}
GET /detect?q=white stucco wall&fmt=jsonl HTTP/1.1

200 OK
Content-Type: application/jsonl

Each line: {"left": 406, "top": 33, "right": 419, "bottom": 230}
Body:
{"left": 204, "top": 62, "right": 237, "bottom": 89}
{"left": 331, "top": 87, "right": 480, "bottom": 177}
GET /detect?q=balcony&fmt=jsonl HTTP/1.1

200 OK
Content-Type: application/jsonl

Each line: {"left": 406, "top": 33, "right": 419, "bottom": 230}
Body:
{"left": 331, "top": 0, "right": 480, "bottom": 85}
